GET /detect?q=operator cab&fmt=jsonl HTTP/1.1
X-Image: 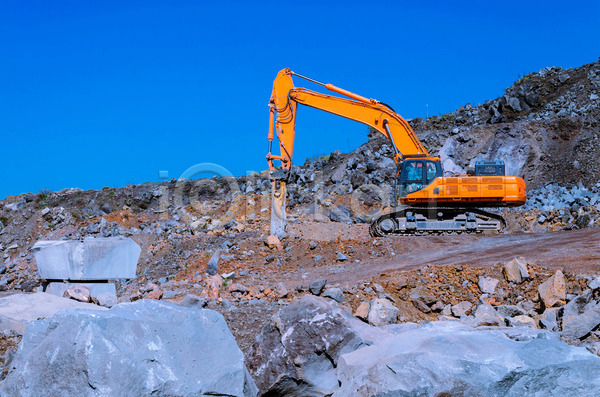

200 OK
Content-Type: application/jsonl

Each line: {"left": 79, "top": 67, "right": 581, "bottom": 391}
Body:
{"left": 397, "top": 159, "right": 442, "bottom": 196}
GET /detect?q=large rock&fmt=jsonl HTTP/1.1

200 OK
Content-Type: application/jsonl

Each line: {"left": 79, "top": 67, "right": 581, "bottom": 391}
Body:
{"left": 478, "top": 276, "right": 500, "bottom": 294}
{"left": 538, "top": 270, "right": 566, "bottom": 308}
{"left": 562, "top": 290, "right": 600, "bottom": 340}
{"left": 247, "top": 295, "right": 389, "bottom": 395}
{"left": 1, "top": 300, "right": 257, "bottom": 396}
{"left": 367, "top": 298, "right": 399, "bottom": 326}
{"left": 503, "top": 257, "right": 530, "bottom": 284}
{"left": 249, "top": 295, "right": 600, "bottom": 396}
{"left": 473, "top": 301, "right": 505, "bottom": 326}
{"left": 451, "top": 301, "right": 473, "bottom": 317}
{"left": 33, "top": 236, "right": 140, "bottom": 280}
{"left": 0, "top": 292, "right": 106, "bottom": 335}
{"left": 334, "top": 322, "right": 600, "bottom": 396}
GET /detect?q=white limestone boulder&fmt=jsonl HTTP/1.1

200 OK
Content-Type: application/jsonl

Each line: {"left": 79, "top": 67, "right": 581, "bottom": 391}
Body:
{"left": 32, "top": 236, "right": 140, "bottom": 280}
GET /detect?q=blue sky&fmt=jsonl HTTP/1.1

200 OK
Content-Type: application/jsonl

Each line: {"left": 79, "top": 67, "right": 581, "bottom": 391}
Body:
{"left": 1, "top": 1, "right": 599, "bottom": 198}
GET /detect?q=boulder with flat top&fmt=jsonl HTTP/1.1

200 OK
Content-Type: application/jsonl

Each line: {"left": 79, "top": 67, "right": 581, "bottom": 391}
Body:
{"left": 32, "top": 236, "right": 140, "bottom": 280}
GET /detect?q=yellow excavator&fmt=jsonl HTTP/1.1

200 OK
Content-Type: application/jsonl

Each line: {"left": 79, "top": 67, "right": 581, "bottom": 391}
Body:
{"left": 266, "top": 68, "right": 526, "bottom": 237}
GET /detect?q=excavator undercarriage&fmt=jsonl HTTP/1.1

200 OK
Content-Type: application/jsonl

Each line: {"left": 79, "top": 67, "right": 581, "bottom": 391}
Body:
{"left": 369, "top": 207, "right": 506, "bottom": 237}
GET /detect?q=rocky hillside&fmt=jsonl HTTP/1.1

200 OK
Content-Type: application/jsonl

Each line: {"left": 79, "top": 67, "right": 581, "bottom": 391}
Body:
{"left": 1, "top": 60, "right": 600, "bottom": 294}
{"left": 412, "top": 59, "right": 600, "bottom": 188}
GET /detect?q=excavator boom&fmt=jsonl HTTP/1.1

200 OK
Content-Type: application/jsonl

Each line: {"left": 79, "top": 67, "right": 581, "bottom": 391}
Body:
{"left": 267, "top": 68, "right": 429, "bottom": 172}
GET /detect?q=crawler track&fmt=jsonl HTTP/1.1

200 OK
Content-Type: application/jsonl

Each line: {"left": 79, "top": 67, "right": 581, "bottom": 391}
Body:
{"left": 370, "top": 207, "right": 506, "bottom": 237}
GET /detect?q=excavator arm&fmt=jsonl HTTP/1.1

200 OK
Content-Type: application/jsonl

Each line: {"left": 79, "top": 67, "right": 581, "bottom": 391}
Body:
{"left": 267, "top": 68, "right": 430, "bottom": 173}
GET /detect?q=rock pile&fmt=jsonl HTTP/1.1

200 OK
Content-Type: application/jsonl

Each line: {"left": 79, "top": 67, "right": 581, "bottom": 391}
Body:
{"left": 338, "top": 257, "right": 600, "bottom": 359}
{"left": 506, "top": 204, "right": 600, "bottom": 233}
{"left": 523, "top": 181, "right": 600, "bottom": 211}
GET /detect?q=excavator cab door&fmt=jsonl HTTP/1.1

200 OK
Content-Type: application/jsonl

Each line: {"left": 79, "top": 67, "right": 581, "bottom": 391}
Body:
{"left": 397, "top": 159, "right": 442, "bottom": 197}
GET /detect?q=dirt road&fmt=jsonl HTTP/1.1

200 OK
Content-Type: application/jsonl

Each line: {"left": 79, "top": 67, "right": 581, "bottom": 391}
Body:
{"left": 289, "top": 225, "right": 600, "bottom": 285}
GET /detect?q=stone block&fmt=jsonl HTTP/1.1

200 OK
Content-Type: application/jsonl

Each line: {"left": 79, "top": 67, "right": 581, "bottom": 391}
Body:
{"left": 33, "top": 236, "right": 140, "bottom": 280}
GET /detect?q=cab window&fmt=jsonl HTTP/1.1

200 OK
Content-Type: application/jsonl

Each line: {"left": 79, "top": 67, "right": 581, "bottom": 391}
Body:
{"left": 426, "top": 161, "right": 437, "bottom": 183}
{"left": 401, "top": 162, "right": 424, "bottom": 193}
{"left": 402, "top": 162, "right": 423, "bottom": 182}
